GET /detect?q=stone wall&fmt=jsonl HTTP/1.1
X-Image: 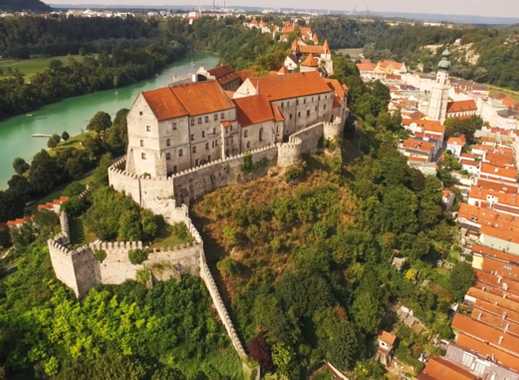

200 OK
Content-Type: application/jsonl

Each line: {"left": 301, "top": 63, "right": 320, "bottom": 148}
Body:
{"left": 289, "top": 122, "right": 324, "bottom": 155}
{"left": 171, "top": 144, "right": 278, "bottom": 205}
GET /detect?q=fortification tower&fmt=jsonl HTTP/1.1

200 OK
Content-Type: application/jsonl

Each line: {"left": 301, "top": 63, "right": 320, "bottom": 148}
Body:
{"left": 427, "top": 48, "right": 451, "bottom": 123}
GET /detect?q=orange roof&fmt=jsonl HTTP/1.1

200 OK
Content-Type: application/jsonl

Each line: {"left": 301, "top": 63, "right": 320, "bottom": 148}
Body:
{"left": 208, "top": 64, "right": 241, "bottom": 86}
{"left": 447, "top": 135, "right": 466, "bottom": 146}
{"left": 467, "top": 287, "right": 519, "bottom": 314}
{"left": 277, "top": 66, "right": 289, "bottom": 75}
{"left": 471, "top": 243, "right": 519, "bottom": 264}
{"left": 481, "top": 224, "right": 519, "bottom": 244}
{"left": 447, "top": 99, "right": 477, "bottom": 114}
{"left": 457, "top": 203, "right": 519, "bottom": 230}
{"left": 325, "top": 78, "right": 348, "bottom": 101}
{"left": 233, "top": 95, "right": 283, "bottom": 127}
{"left": 298, "top": 43, "right": 329, "bottom": 55}
{"left": 356, "top": 60, "right": 376, "bottom": 72}
{"left": 470, "top": 186, "right": 519, "bottom": 208}
{"left": 456, "top": 333, "right": 519, "bottom": 372}
{"left": 378, "top": 330, "right": 396, "bottom": 346}
{"left": 480, "top": 163, "right": 518, "bottom": 180}
{"left": 417, "top": 357, "right": 477, "bottom": 380}
{"left": 452, "top": 313, "right": 519, "bottom": 356}
{"left": 142, "top": 81, "right": 234, "bottom": 121}
{"left": 6, "top": 216, "right": 31, "bottom": 227}
{"left": 301, "top": 53, "right": 318, "bottom": 67}
{"left": 376, "top": 59, "right": 405, "bottom": 72}
{"left": 249, "top": 71, "right": 332, "bottom": 101}
{"left": 401, "top": 137, "right": 435, "bottom": 154}
{"left": 403, "top": 118, "right": 445, "bottom": 134}
{"left": 476, "top": 179, "right": 518, "bottom": 193}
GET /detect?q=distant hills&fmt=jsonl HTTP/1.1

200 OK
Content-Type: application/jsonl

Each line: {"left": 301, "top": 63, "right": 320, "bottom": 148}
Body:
{"left": 0, "top": 0, "right": 51, "bottom": 12}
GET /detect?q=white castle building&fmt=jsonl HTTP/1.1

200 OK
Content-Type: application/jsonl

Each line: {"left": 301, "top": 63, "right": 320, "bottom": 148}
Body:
{"left": 125, "top": 70, "right": 348, "bottom": 177}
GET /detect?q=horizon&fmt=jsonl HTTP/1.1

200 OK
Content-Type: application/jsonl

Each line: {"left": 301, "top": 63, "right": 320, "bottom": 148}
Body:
{"left": 44, "top": 0, "right": 519, "bottom": 19}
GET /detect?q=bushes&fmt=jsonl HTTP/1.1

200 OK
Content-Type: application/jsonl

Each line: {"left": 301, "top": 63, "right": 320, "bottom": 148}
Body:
{"left": 284, "top": 164, "right": 305, "bottom": 183}
{"left": 128, "top": 249, "right": 148, "bottom": 265}
{"left": 85, "top": 187, "right": 163, "bottom": 242}
{"left": 93, "top": 249, "right": 107, "bottom": 263}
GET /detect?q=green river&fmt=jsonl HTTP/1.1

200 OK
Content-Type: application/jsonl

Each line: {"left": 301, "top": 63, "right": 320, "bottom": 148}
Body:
{"left": 0, "top": 53, "right": 218, "bottom": 187}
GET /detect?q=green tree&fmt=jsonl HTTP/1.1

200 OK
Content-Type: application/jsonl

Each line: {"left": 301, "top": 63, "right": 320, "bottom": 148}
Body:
{"left": 449, "top": 262, "right": 475, "bottom": 301}
{"left": 61, "top": 131, "right": 70, "bottom": 141}
{"left": 47, "top": 134, "right": 61, "bottom": 148}
{"left": 87, "top": 111, "right": 112, "bottom": 133}
{"left": 12, "top": 157, "right": 29, "bottom": 175}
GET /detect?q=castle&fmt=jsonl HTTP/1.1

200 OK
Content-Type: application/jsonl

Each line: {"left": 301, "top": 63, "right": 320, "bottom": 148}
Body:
{"left": 284, "top": 38, "right": 334, "bottom": 76}
{"left": 47, "top": 66, "right": 349, "bottom": 362}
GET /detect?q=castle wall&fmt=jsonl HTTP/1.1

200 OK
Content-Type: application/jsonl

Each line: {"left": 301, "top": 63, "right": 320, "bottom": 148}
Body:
{"left": 108, "top": 158, "right": 143, "bottom": 205}
{"left": 71, "top": 246, "right": 98, "bottom": 298}
{"left": 48, "top": 235, "right": 81, "bottom": 297}
{"left": 289, "top": 122, "right": 324, "bottom": 155}
{"left": 172, "top": 144, "right": 278, "bottom": 204}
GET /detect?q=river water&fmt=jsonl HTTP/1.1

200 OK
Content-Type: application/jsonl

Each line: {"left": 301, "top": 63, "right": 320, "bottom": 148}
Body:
{"left": 0, "top": 53, "right": 218, "bottom": 187}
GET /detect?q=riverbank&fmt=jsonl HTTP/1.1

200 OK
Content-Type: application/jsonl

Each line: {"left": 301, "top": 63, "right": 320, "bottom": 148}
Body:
{"left": 0, "top": 53, "right": 219, "bottom": 187}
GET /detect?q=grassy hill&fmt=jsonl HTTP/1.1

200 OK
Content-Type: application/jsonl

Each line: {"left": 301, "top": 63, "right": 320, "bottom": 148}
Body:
{"left": 0, "top": 0, "right": 51, "bottom": 12}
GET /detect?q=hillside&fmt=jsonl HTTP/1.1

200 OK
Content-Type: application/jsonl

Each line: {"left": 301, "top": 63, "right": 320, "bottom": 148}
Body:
{"left": 0, "top": 0, "right": 51, "bottom": 11}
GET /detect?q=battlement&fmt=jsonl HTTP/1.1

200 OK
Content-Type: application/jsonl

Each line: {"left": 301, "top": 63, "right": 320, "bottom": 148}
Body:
{"left": 89, "top": 240, "right": 144, "bottom": 252}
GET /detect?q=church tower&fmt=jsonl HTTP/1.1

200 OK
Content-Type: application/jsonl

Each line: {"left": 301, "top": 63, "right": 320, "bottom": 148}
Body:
{"left": 427, "top": 49, "right": 451, "bottom": 122}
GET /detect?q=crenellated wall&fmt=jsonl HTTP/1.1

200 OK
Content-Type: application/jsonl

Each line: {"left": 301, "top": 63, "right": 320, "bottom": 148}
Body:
{"left": 289, "top": 121, "right": 324, "bottom": 155}
{"left": 171, "top": 144, "right": 278, "bottom": 205}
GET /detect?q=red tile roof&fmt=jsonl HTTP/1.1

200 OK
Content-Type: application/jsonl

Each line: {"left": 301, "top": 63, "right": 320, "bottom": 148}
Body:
{"left": 301, "top": 53, "right": 318, "bottom": 67}
{"left": 378, "top": 330, "right": 396, "bottom": 346}
{"left": 417, "top": 357, "right": 477, "bottom": 380}
{"left": 480, "top": 163, "right": 518, "bottom": 180}
{"left": 208, "top": 64, "right": 241, "bottom": 86}
{"left": 143, "top": 81, "right": 234, "bottom": 121}
{"left": 447, "top": 99, "right": 478, "bottom": 114}
{"left": 249, "top": 72, "right": 332, "bottom": 102}
{"left": 452, "top": 313, "right": 519, "bottom": 357}
{"left": 401, "top": 137, "right": 435, "bottom": 154}
{"left": 456, "top": 333, "right": 519, "bottom": 372}
{"left": 447, "top": 135, "right": 466, "bottom": 146}
{"left": 356, "top": 60, "right": 376, "bottom": 72}
{"left": 233, "top": 95, "right": 283, "bottom": 127}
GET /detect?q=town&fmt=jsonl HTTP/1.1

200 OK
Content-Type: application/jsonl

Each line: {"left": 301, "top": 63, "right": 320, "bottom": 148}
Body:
{"left": 1, "top": 1, "right": 519, "bottom": 379}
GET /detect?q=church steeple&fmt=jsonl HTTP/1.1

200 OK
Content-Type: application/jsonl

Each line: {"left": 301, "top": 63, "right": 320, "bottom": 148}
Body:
{"left": 427, "top": 48, "right": 451, "bottom": 122}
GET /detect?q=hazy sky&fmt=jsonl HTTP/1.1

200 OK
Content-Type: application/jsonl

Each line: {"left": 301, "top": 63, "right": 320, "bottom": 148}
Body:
{"left": 45, "top": 0, "right": 519, "bottom": 18}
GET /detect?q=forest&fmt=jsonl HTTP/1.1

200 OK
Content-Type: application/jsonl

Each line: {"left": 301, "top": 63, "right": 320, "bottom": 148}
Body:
{"left": 312, "top": 17, "right": 519, "bottom": 90}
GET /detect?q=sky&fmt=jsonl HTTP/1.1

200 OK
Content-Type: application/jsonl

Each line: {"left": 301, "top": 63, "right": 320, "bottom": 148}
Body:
{"left": 44, "top": 0, "right": 519, "bottom": 18}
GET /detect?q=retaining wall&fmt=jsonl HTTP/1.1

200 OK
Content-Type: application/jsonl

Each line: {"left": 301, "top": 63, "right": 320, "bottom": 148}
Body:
{"left": 171, "top": 144, "right": 278, "bottom": 204}
{"left": 289, "top": 122, "right": 324, "bottom": 155}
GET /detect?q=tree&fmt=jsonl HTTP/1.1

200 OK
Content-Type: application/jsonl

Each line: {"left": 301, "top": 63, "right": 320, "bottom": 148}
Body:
{"left": 61, "top": 131, "right": 70, "bottom": 141}
{"left": 47, "top": 134, "right": 61, "bottom": 148}
{"left": 247, "top": 335, "right": 273, "bottom": 372}
{"left": 28, "top": 150, "right": 63, "bottom": 195}
{"left": 128, "top": 249, "right": 148, "bottom": 265}
{"left": 7, "top": 175, "right": 32, "bottom": 201}
{"left": 449, "top": 262, "right": 475, "bottom": 301}
{"left": 12, "top": 157, "right": 29, "bottom": 175}
{"left": 87, "top": 111, "right": 112, "bottom": 133}
{"left": 352, "top": 291, "right": 384, "bottom": 334}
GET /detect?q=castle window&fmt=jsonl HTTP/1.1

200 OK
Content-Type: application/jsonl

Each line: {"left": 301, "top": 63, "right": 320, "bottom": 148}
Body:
{"left": 166, "top": 153, "right": 171, "bottom": 160}
{"left": 195, "top": 159, "right": 199, "bottom": 166}
{"left": 146, "top": 125, "right": 151, "bottom": 132}
{"left": 173, "top": 165, "right": 177, "bottom": 173}
{"left": 290, "top": 114, "right": 293, "bottom": 120}
{"left": 318, "top": 95, "right": 321, "bottom": 100}
{"left": 172, "top": 122, "right": 177, "bottom": 130}
{"left": 307, "top": 110, "right": 310, "bottom": 117}
{"left": 324, "top": 104, "right": 327, "bottom": 110}
{"left": 202, "top": 131, "right": 205, "bottom": 138}
{"left": 139, "top": 111, "right": 143, "bottom": 116}
{"left": 214, "top": 114, "right": 218, "bottom": 121}
{"left": 205, "top": 116, "right": 209, "bottom": 123}
{"left": 315, "top": 106, "right": 318, "bottom": 112}
{"left": 246, "top": 141, "right": 250, "bottom": 149}
{"left": 244, "top": 129, "right": 248, "bottom": 138}
{"left": 139, "top": 139, "right": 144, "bottom": 147}
{"left": 303, "top": 98, "right": 306, "bottom": 104}
{"left": 298, "top": 112, "right": 301, "bottom": 117}
{"left": 190, "top": 134, "right": 194, "bottom": 141}
{"left": 296, "top": 99, "right": 299, "bottom": 105}
{"left": 205, "top": 142, "right": 209, "bottom": 150}
{"left": 208, "top": 155, "right": 211, "bottom": 161}
{"left": 141, "top": 152, "right": 146, "bottom": 160}
{"left": 259, "top": 127, "right": 263, "bottom": 142}
{"left": 220, "top": 112, "right": 225, "bottom": 120}
{"left": 198, "top": 117, "right": 202, "bottom": 125}
{"left": 193, "top": 146, "right": 197, "bottom": 153}
{"left": 190, "top": 119, "right": 195, "bottom": 126}
{"left": 166, "top": 139, "right": 171, "bottom": 147}
{"left": 179, "top": 149, "right": 183, "bottom": 157}
{"left": 213, "top": 128, "right": 216, "bottom": 134}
